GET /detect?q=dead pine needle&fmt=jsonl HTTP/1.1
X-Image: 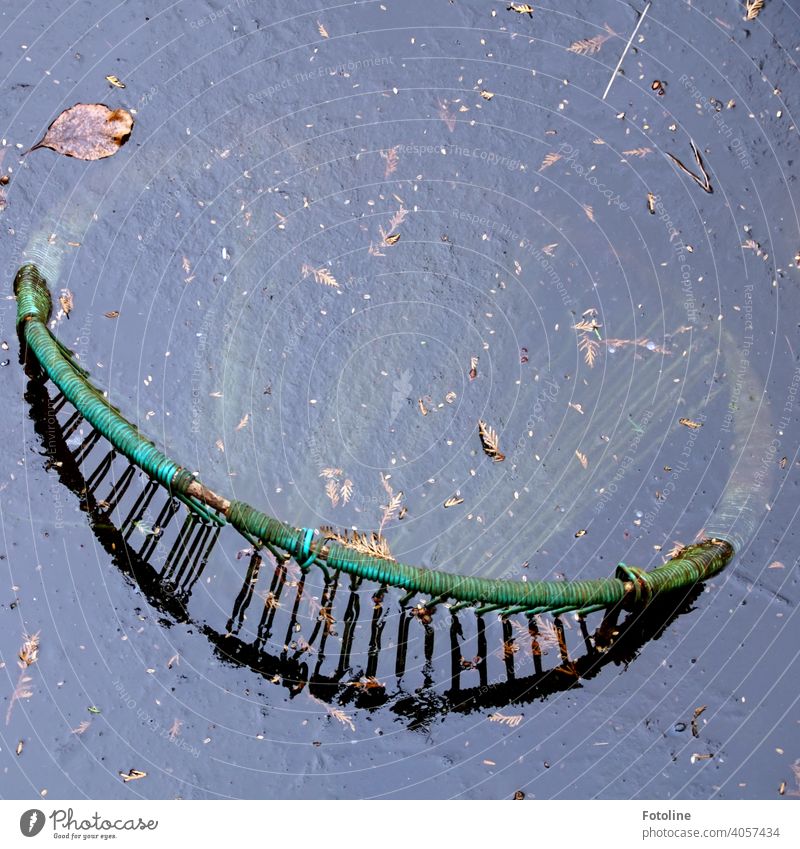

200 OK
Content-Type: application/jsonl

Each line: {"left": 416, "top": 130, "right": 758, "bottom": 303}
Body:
{"left": 666, "top": 140, "right": 713, "bottom": 193}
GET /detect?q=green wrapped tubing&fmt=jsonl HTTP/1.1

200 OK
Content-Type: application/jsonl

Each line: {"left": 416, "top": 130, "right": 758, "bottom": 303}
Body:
{"left": 15, "top": 262, "right": 734, "bottom": 618}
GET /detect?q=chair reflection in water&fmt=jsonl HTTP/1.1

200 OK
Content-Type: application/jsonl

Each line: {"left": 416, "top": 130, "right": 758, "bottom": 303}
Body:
{"left": 27, "top": 373, "right": 708, "bottom": 729}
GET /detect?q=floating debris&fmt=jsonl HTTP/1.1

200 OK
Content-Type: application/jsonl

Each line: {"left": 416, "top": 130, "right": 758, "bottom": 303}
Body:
{"left": 29, "top": 103, "right": 133, "bottom": 160}
{"left": 478, "top": 420, "right": 505, "bottom": 462}
{"left": 567, "top": 24, "right": 615, "bottom": 56}
{"left": 666, "top": 140, "right": 713, "bottom": 193}
{"left": 507, "top": 3, "right": 534, "bottom": 17}
{"left": 745, "top": 0, "right": 764, "bottom": 21}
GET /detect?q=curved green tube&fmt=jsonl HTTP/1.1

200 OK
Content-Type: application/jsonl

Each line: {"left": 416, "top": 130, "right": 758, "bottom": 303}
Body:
{"left": 15, "top": 262, "right": 734, "bottom": 617}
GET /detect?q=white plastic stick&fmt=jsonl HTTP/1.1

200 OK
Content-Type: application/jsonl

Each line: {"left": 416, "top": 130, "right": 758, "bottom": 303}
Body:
{"left": 602, "top": 1, "right": 652, "bottom": 101}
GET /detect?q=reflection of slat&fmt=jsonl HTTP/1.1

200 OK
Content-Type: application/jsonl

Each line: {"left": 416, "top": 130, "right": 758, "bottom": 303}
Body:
{"left": 51, "top": 392, "right": 68, "bottom": 414}
{"left": 254, "top": 561, "right": 289, "bottom": 649}
{"left": 27, "top": 376, "right": 705, "bottom": 724}
{"left": 120, "top": 479, "right": 160, "bottom": 539}
{"left": 149, "top": 498, "right": 197, "bottom": 568}
{"left": 102, "top": 464, "right": 137, "bottom": 514}
{"left": 365, "top": 590, "right": 388, "bottom": 681}
{"left": 85, "top": 448, "right": 115, "bottom": 492}
{"left": 335, "top": 586, "right": 360, "bottom": 678}
{"left": 182, "top": 524, "right": 220, "bottom": 597}
{"left": 502, "top": 618, "right": 516, "bottom": 681}
{"left": 72, "top": 428, "right": 104, "bottom": 466}
{"left": 301, "top": 573, "right": 339, "bottom": 663}
{"left": 226, "top": 551, "right": 262, "bottom": 636}
{"left": 61, "top": 409, "right": 84, "bottom": 440}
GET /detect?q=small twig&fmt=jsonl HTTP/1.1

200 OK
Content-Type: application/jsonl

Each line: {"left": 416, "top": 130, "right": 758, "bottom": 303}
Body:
{"left": 602, "top": 2, "right": 652, "bottom": 101}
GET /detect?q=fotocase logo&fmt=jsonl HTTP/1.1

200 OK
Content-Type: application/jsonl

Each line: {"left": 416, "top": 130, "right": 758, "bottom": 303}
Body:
{"left": 19, "top": 809, "right": 46, "bottom": 837}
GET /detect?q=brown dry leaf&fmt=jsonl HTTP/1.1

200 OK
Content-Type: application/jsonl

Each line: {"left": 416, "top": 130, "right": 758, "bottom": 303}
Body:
{"left": 327, "top": 706, "right": 355, "bottom": 731}
{"left": 507, "top": 3, "right": 534, "bottom": 16}
{"left": 104, "top": 310, "right": 120, "bottom": 319}
{"left": 579, "top": 334, "right": 599, "bottom": 367}
{"left": 623, "top": 147, "right": 652, "bottom": 157}
{"left": 321, "top": 525, "right": 395, "bottom": 561}
{"left": 489, "top": 712, "right": 523, "bottom": 728}
{"left": 301, "top": 263, "right": 339, "bottom": 288}
{"left": 665, "top": 541, "right": 686, "bottom": 559}
{"left": 480, "top": 90, "right": 495, "bottom": 100}
{"left": 71, "top": 720, "right": 91, "bottom": 735}
{"left": 679, "top": 417, "right": 703, "bottom": 430}
{"left": 235, "top": 413, "right": 250, "bottom": 431}
{"left": 325, "top": 479, "right": 340, "bottom": 507}
{"left": 319, "top": 467, "right": 343, "bottom": 479}
{"left": 582, "top": 203, "right": 595, "bottom": 222}
{"left": 469, "top": 356, "right": 479, "bottom": 380}
{"left": 168, "top": 719, "right": 182, "bottom": 740}
{"left": 59, "top": 289, "right": 73, "bottom": 318}
{"left": 380, "top": 146, "right": 400, "bottom": 178}
{"left": 575, "top": 449, "right": 588, "bottom": 469}
{"left": 745, "top": 0, "right": 764, "bottom": 21}
{"left": 317, "top": 20, "right": 329, "bottom": 38}
{"left": 340, "top": 479, "right": 353, "bottom": 504}
{"left": 478, "top": 420, "right": 505, "bottom": 461}
{"left": 647, "top": 192, "right": 657, "bottom": 214}
{"left": 119, "top": 769, "right": 147, "bottom": 782}
{"left": 379, "top": 473, "right": 404, "bottom": 531}
{"left": 30, "top": 104, "right": 133, "bottom": 160}
{"left": 567, "top": 24, "right": 615, "bottom": 55}
{"left": 383, "top": 232, "right": 401, "bottom": 246}
{"left": 105, "top": 75, "right": 126, "bottom": 89}
{"left": 539, "top": 151, "right": 562, "bottom": 172}
{"left": 444, "top": 495, "right": 464, "bottom": 508}
{"left": 19, "top": 633, "right": 40, "bottom": 667}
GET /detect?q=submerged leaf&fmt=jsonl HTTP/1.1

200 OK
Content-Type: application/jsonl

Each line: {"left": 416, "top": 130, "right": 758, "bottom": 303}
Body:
{"left": 31, "top": 104, "right": 133, "bottom": 160}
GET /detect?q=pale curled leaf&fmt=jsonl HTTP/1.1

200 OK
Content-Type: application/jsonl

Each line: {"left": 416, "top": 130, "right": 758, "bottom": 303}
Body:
{"left": 31, "top": 104, "right": 133, "bottom": 160}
